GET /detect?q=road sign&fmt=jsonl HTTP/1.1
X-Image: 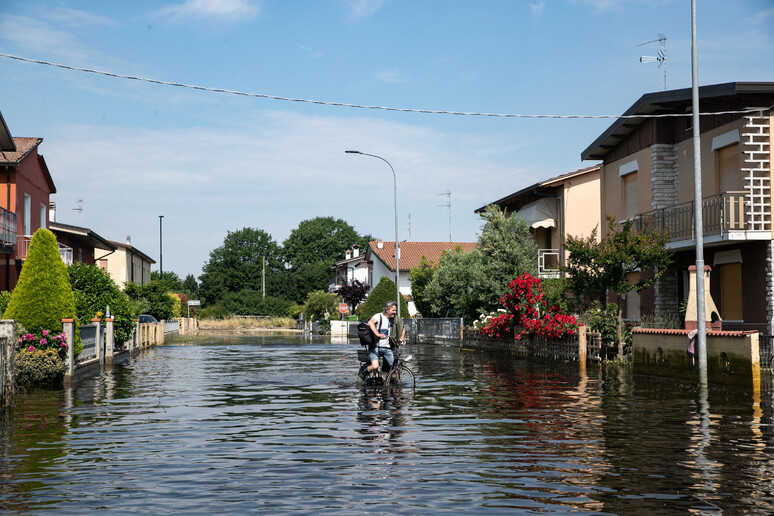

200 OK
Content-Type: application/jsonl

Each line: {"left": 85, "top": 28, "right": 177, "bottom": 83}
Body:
{"left": 188, "top": 300, "right": 201, "bottom": 306}
{"left": 338, "top": 303, "right": 349, "bottom": 314}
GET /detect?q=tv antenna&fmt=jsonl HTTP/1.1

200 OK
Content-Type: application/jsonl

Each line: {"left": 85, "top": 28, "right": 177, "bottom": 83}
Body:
{"left": 72, "top": 198, "right": 84, "bottom": 225}
{"left": 638, "top": 34, "right": 667, "bottom": 91}
{"left": 405, "top": 213, "right": 412, "bottom": 241}
{"left": 436, "top": 190, "right": 451, "bottom": 242}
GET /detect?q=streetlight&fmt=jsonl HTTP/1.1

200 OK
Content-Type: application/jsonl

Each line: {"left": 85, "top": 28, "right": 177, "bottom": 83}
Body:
{"left": 345, "top": 150, "right": 400, "bottom": 319}
{"left": 159, "top": 215, "right": 164, "bottom": 279}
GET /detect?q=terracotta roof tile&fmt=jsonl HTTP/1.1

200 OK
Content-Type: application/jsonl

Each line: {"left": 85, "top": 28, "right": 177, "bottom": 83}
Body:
{"left": 0, "top": 137, "right": 41, "bottom": 165}
{"left": 367, "top": 241, "right": 477, "bottom": 271}
{"left": 632, "top": 328, "right": 758, "bottom": 337}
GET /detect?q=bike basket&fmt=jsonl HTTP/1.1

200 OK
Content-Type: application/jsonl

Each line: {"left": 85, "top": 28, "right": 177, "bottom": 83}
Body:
{"left": 357, "top": 349, "right": 371, "bottom": 362}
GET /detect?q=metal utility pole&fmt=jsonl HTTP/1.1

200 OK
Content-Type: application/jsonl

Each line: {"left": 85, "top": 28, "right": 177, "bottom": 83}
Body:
{"left": 691, "top": 0, "right": 708, "bottom": 386}
{"left": 158, "top": 215, "right": 164, "bottom": 278}
{"left": 262, "top": 256, "right": 266, "bottom": 299}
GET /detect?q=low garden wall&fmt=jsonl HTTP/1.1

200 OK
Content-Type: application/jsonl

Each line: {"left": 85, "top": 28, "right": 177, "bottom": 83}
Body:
{"left": 632, "top": 328, "right": 760, "bottom": 388}
{"left": 461, "top": 326, "right": 601, "bottom": 363}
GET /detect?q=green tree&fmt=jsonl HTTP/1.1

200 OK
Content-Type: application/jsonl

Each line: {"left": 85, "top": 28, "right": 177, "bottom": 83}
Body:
{"left": 408, "top": 256, "right": 436, "bottom": 317}
{"left": 181, "top": 274, "right": 199, "bottom": 299}
{"left": 477, "top": 205, "right": 539, "bottom": 312}
{"left": 282, "top": 217, "right": 371, "bottom": 300}
{"left": 303, "top": 290, "right": 342, "bottom": 321}
{"left": 199, "top": 228, "right": 290, "bottom": 305}
{"left": 424, "top": 249, "right": 485, "bottom": 323}
{"left": 151, "top": 271, "right": 183, "bottom": 293}
{"left": 4, "top": 229, "right": 77, "bottom": 335}
{"left": 358, "top": 277, "right": 409, "bottom": 321}
{"left": 337, "top": 279, "right": 370, "bottom": 309}
{"left": 564, "top": 217, "right": 673, "bottom": 356}
{"left": 68, "top": 262, "right": 134, "bottom": 346}
{"left": 124, "top": 280, "right": 175, "bottom": 321}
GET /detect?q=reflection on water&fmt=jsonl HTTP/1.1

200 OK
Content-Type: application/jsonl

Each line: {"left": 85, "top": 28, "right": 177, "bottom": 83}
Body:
{"left": 2, "top": 335, "right": 774, "bottom": 513}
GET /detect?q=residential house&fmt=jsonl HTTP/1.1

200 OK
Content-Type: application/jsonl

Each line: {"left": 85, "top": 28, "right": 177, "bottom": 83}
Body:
{"left": 48, "top": 205, "right": 116, "bottom": 266}
{"left": 365, "top": 240, "right": 477, "bottom": 315}
{"left": 581, "top": 82, "right": 774, "bottom": 330}
{"left": 99, "top": 237, "right": 155, "bottom": 287}
{"left": 329, "top": 244, "right": 368, "bottom": 292}
{"left": 475, "top": 165, "right": 601, "bottom": 278}
{"left": 0, "top": 112, "right": 60, "bottom": 290}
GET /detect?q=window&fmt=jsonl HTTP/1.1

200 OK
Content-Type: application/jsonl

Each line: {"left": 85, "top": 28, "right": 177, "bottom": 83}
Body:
{"left": 623, "top": 173, "right": 638, "bottom": 220}
{"left": 40, "top": 203, "right": 46, "bottom": 230}
{"left": 717, "top": 143, "right": 742, "bottom": 193}
{"left": 23, "top": 194, "right": 31, "bottom": 236}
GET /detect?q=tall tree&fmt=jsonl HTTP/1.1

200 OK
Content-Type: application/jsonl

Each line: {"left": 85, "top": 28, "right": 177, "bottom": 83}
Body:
{"left": 424, "top": 248, "right": 486, "bottom": 323}
{"left": 564, "top": 216, "right": 673, "bottom": 355}
{"left": 282, "top": 217, "right": 370, "bottom": 300}
{"left": 199, "top": 228, "right": 290, "bottom": 305}
{"left": 408, "top": 256, "right": 436, "bottom": 317}
{"left": 151, "top": 271, "right": 183, "bottom": 293}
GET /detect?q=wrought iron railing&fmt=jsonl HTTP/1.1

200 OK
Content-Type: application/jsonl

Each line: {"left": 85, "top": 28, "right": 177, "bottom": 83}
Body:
{"left": 631, "top": 191, "right": 749, "bottom": 242}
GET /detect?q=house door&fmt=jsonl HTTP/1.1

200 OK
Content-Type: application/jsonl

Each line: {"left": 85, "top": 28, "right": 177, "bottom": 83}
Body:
{"left": 718, "top": 143, "right": 742, "bottom": 193}
{"left": 719, "top": 262, "right": 743, "bottom": 321}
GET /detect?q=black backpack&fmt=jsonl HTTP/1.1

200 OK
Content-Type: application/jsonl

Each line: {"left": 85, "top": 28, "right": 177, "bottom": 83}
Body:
{"left": 357, "top": 322, "right": 375, "bottom": 347}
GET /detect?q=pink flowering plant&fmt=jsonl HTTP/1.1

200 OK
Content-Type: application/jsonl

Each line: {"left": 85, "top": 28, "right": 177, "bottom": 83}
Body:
{"left": 17, "top": 327, "right": 68, "bottom": 358}
{"left": 481, "top": 273, "right": 579, "bottom": 341}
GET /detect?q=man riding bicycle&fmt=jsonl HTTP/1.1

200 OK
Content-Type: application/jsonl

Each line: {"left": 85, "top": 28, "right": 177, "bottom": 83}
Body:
{"left": 360, "top": 301, "right": 406, "bottom": 379}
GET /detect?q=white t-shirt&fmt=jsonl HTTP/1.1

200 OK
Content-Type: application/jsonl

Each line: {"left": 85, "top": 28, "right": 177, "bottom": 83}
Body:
{"left": 369, "top": 313, "right": 391, "bottom": 348}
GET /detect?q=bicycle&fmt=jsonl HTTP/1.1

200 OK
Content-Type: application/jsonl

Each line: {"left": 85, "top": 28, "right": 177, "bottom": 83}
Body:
{"left": 357, "top": 344, "right": 415, "bottom": 390}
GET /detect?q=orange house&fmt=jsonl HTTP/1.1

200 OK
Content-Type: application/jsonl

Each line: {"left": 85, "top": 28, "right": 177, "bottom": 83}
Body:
{"left": 0, "top": 112, "right": 59, "bottom": 290}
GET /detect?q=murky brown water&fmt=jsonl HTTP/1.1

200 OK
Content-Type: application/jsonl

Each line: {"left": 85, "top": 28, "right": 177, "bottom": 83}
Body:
{"left": 2, "top": 335, "right": 773, "bottom": 514}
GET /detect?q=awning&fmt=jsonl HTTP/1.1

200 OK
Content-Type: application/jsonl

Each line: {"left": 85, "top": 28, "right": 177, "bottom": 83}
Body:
{"left": 514, "top": 198, "right": 557, "bottom": 228}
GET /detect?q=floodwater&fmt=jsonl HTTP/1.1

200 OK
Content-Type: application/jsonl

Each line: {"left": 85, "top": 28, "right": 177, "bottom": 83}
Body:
{"left": 2, "top": 335, "right": 774, "bottom": 514}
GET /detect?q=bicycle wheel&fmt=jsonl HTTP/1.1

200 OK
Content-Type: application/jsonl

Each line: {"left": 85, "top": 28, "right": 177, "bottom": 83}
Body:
{"left": 389, "top": 364, "right": 415, "bottom": 389}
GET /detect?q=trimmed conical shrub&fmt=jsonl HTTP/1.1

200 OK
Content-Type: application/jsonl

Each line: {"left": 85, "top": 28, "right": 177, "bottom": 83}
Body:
{"left": 4, "top": 228, "right": 77, "bottom": 334}
{"left": 357, "top": 276, "right": 409, "bottom": 320}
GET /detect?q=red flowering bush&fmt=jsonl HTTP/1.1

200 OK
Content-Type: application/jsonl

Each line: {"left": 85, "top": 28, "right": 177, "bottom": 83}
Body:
{"left": 481, "top": 273, "right": 578, "bottom": 340}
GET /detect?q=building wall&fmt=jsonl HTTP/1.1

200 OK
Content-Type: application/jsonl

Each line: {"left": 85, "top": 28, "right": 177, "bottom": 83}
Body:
{"left": 562, "top": 168, "right": 601, "bottom": 241}
{"left": 600, "top": 147, "right": 652, "bottom": 228}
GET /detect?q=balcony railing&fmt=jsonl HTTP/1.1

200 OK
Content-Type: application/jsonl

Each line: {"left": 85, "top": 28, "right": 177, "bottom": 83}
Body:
{"left": 631, "top": 191, "right": 753, "bottom": 243}
{"left": 0, "top": 207, "right": 15, "bottom": 249}
{"left": 538, "top": 248, "right": 561, "bottom": 279}
{"left": 16, "top": 235, "right": 73, "bottom": 265}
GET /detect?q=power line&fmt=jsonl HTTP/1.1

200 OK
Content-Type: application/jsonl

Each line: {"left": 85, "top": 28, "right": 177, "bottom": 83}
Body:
{"left": 0, "top": 51, "right": 767, "bottom": 120}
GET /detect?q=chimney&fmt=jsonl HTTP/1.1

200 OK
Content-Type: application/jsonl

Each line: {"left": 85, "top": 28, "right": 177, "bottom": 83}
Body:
{"left": 48, "top": 201, "right": 56, "bottom": 222}
{"left": 345, "top": 250, "right": 352, "bottom": 260}
{"left": 126, "top": 235, "right": 132, "bottom": 246}
{"left": 377, "top": 239, "right": 383, "bottom": 249}
{"left": 685, "top": 265, "right": 722, "bottom": 331}
{"left": 352, "top": 244, "right": 360, "bottom": 258}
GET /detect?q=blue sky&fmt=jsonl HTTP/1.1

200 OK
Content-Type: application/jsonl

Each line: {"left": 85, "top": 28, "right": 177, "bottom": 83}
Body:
{"left": 0, "top": 0, "right": 772, "bottom": 279}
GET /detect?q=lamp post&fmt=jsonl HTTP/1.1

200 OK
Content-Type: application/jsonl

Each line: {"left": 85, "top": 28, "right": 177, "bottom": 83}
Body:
{"left": 159, "top": 215, "right": 164, "bottom": 279}
{"left": 345, "top": 150, "right": 400, "bottom": 319}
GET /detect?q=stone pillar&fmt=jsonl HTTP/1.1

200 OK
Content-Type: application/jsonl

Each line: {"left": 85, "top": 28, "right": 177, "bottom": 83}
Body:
{"left": 651, "top": 144, "right": 678, "bottom": 210}
{"left": 158, "top": 321, "right": 165, "bottom": 346}
{"left": 578, "top": 325, "right": 587, "bottom": 365}
{"left": 654, "top": 268, "right": 680, "bottom": 325}
{"left": 105, "top": 318, "right": 115, "bottom": 364}
{"left": 92, "top": 318, "right": 103, "bottom": 365}
{"left": 0, "top": 320, "right": 16, "bottom": 406}
{"left": 62, "top": 318, "right": 75, "bottom": 384}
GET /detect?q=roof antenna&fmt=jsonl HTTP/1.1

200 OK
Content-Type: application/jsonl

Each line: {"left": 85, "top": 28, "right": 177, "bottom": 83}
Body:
{"left": 436, "top": 190, "right": 451, "bottom": 242}
{"left": 638, "top": 34, "right": 667, "bottom": 91}
{"left": 72, "top": 198, "right": 83, "bottom": 225}
{"left": 405, "top": 213, "right": 412, "bottom": 242}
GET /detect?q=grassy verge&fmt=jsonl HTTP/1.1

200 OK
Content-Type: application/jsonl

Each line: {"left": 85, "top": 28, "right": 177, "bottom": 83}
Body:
{"left": 198, "top": 316, "right": 297, "bottom": 330}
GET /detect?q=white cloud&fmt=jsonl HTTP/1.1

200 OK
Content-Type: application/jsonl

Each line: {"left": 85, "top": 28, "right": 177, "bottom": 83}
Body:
{"left": 346, "top": 0, "right": 387, "bottom": 21}
{"left": 158, "top": 0, "right": 259, "bottom": 22}
{"left": 375, "top": 68, "right": 408, "bottom": 84}
{"left": 45, "top": 6, "right": 116, "bottom": 27}
{"left": 750, "top": 7, "right": 774, "bottom": 24}
{"left": 42, "top": 111, "right": 526, "bottom": 277}
{"left": 531, "top": 1, "right": 546, "bottom": 16}
{"left": 0, "top": 14, "right": 93, "bottom": 62}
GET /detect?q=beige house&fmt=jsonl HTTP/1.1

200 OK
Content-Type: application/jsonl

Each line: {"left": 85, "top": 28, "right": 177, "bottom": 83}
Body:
{"left": 96, "top": 237, "right": 155, "bottom": 287}
{"left": 582, "top": 82, "right": 774, "bottom": 330}
{"left": 476, "top": 165, "right": 601, "bottom": 278}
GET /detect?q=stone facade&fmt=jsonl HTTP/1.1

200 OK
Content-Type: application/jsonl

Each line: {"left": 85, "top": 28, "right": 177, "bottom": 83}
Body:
{"left": 650, "top": 144, "right": 678, "bottom": 210}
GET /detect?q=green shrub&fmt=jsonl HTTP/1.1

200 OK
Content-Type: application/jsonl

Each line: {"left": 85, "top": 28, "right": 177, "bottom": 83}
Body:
{"left": 197, "top": 304, "right": 230, "bottom": 319}
{"left": 4, "top": 229, "right": 78, "bottom": 336}
{"left": 15, "top": 348, "right": 67, "bottom": 387}
{"left": 0, "top": 290, "right": 11, "bottom": 315}
{"left": 303, "top": 290, "right": 341, "bottom": 321}
{"left": 68, "top": 262, "right": 134, "bottom": 346}
{"left": 124, "top": 281, "right": 175, "bottom": 320}
{"left": 357, "top": 277, "right": 409, "bottom": 321}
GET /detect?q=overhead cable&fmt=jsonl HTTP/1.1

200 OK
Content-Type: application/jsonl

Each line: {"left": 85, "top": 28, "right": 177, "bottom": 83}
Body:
{"left": 0, "top": 51, "right": 767, "bottom": 120}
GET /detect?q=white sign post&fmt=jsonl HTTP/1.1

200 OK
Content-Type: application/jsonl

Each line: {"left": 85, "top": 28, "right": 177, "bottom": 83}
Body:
{"left": 187, "top": 299, "right": 201, "bottom": 318}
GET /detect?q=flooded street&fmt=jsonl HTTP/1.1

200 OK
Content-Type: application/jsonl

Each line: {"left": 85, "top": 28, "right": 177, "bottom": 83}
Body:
{"left": 2, "top": 335, "right": 774, "bottom": 514}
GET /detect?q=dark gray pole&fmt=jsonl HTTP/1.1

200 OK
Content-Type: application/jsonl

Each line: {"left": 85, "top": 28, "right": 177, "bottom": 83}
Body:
{"left": 346, "top": 150, "right": 400, "bottom": 319}
{"left": 159, "top": 215, "right": 164, "bottom": 279}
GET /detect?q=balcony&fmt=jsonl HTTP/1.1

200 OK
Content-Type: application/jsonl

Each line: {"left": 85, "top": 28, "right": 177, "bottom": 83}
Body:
{"left": 16, "top": 236, "right": 73, "bottom": 265}
{"left": 0, "top": 207, "right": 15, "bottom": 252}
{"left": 538, "top": 248, "right": 561, "bottom": 279}
{"left": 631, "top": 191, "right": 771, "bottom": 248}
